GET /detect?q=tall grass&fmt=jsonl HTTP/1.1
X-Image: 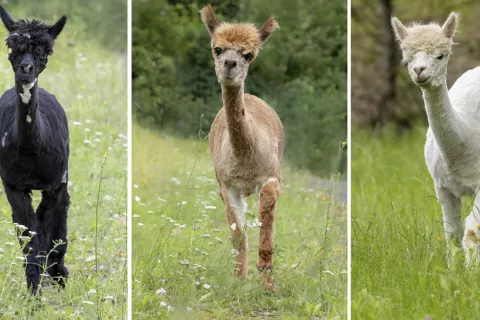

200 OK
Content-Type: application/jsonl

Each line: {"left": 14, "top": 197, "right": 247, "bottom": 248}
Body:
{"left": 132, "top": 124, "right": 347, "bottom": 319}
{"left": 0, "top": 9, "right": 127, "bottom": 319}
{"left": 352, "top": 127, "right": 480, "bottom": 319}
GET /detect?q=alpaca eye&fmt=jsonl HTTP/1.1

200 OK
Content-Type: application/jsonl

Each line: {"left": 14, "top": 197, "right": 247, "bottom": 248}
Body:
{"left": 244, "top": 52, "right": 253, "bottom": 61}
{"left": 437, "top": 54, "right": 444, "bottom": 60}
{"left": 214, "top": 47, "right": 222, "bottom": 56}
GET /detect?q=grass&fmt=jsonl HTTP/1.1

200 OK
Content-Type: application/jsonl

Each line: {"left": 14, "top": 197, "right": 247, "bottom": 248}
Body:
{"left": 0, "top": 16, "right": 127, "bottom": 319}
{"left": 131, "top": 124, "right": 347, "bottom": 319}
{"left": 352, "top": 126, "right": 480, "bottom": 319}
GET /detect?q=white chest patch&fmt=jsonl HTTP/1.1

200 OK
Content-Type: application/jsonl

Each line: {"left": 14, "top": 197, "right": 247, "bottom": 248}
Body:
{"left": 1, "top": 132, "right": 7, "bottom": 147}
{"left": 26, "top": 115, "right": 31, "bottom": 123}
{"left": 18, "top": 78, "right": 37, "bottom": 105}
{"left": 61, "top": 171, "right": 68, "bottom": 183}
{"left": 227, "top": 188, "right": 247, "bottom": 230}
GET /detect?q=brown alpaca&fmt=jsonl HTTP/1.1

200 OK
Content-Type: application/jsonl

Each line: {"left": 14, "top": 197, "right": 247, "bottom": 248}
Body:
{"left": 200, "top": 4, "right": 284, "bottom": 291}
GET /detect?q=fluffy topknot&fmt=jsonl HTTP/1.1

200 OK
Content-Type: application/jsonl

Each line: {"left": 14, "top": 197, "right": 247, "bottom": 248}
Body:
{"left": 391, "top": 12, "right": 459, "bottom": 60}
{"left": 400, "top": 24, "right": 453, "bottom": 57}
{"left": 213, "top": 23, "right": 262, "bottom": 54}
{"left": 200, "top": 4, "right": 279, "bottom": 56}
{"left": 6, "top": 20, "right": 55, "bottom": 55}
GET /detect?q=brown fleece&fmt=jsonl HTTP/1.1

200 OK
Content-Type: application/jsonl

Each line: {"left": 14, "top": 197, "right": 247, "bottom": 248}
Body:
{"left": 201, "top": 4, "right": 284, "bottom": 291}
{"left": 257, "top": 179, "right": 280, "bottom": 291}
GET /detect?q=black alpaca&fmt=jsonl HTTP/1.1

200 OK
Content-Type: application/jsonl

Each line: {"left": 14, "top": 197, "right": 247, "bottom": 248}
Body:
{"left": 0, "top": 6, "right": 69, "bottom": 294}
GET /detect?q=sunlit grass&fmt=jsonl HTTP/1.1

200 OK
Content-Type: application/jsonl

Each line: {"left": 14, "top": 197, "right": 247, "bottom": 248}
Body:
{"left": 352, "top": 126, "right": 480, "bottom": 319}
{"left": 0, "top": 20, "right": 127, "bottom": 318}
{"left": 132, "top": 123, "right": 347, "bottom": 319}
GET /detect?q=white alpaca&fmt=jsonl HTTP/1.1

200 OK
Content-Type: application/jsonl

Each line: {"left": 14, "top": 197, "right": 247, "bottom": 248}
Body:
{"left": 391, "top": 13, "right": 480, "bottom": 265}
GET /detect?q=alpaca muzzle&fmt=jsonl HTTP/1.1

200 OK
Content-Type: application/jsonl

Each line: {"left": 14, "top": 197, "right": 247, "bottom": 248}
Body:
{"left": 16, "top": 53, "right": 36, "bottom": 83}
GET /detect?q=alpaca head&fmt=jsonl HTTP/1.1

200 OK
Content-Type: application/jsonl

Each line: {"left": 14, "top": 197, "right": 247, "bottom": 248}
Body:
{"left": 0, "top": 5, "right": 66, "bottom": 86}
{"left": 391, "top": 12, "right": 458, "bottom": 88}
{"left": 200, "top": 4, "right": 278, "bottom": 87}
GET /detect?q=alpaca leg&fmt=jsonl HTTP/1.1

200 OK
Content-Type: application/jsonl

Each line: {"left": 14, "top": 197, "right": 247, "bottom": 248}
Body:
{"left": 35, "top": 190, "right": 55, "bottom": 283}
{"left": 463, "top": 194, "right": 480, "bottom": 267}
{"left": 220, "top": 184, "right": 248, "bottom": 279}
{"left": 257, "top": 178, "right": 280, "bottom": 292}
{"left": 436, "top": 186, "right": 463, "bottom": 245}
{"left": 436, "top": 185, "right": 463, "bottom": 267}
{"left": 3, "top": 184, "right": 40, "bottom": 294}
{"left": 43, "top": 184, "right": 70, "bottom": 287}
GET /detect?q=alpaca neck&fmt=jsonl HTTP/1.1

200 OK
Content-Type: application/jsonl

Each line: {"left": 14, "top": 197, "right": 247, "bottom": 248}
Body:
{"left": 221, "top": 83, "right": 254, "bottom": 157}
{"left": 422, "top": 80, "right": 465, "bottom": 163}
{"left": 15, "top": 79, "right": 41, "bottom": 146}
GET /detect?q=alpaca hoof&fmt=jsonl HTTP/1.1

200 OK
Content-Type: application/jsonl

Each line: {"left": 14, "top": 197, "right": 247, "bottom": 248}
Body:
{"left": 27, "top": 279, "right": 40, "bottom": 296}
{"left": 29, "top": 285, "right": 39, "bottom": 296}
{"left": 48, "top": 264, "right": 69, "bottom": 288}
{"left": 257, "top": 266, "right": 275, "bottom": 292}
{"left": 257, "top": 266, "right": 273, "bottom": 274}
{"left": 256, "top": 262, "right": 273, "bottom": 274}
{"left": 234, "top": 267, "right": 247, "bottom": 280}
{"left": 25, "top": 263, "right": 41, "bottom": 295}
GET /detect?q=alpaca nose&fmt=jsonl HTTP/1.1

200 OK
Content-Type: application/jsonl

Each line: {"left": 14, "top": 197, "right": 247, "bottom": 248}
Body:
{"left": 20, "top": 62, "right": 33, "bottom": 74}
{"left": 414, "top": 66, "right": 426, "bottom": 75}
{"left": 224, "top": 59, "right": 237, "bottom": 69}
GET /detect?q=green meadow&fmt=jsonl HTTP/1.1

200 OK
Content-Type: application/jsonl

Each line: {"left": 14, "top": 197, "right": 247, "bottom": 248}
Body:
{"left": 132, "top": 124, "right": 347, "bottom": 319}
{"left": 352, "top": 127, "right": 480, "bottom": 319}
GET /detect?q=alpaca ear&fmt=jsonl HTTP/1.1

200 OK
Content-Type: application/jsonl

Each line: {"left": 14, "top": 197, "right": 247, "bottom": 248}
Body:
{"left": 0, "top": 5, "right": 15, "bottom": 32}
{"left": 48, "top": 16, "right": 67, "bottom": 39}
{"left": 200, "top": 4, "right": 220, "bottom": 36}
{"left": 441, "top": 12, "right": 458, "bottom": 38}
{"left": 391, "top": 17, "right": 408, "bottom": 41}
{"left": 258, "top": 17, "right": 279, "bottom": 43}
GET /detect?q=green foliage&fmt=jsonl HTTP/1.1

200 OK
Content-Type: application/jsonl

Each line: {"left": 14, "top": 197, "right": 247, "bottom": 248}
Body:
{"left": 133, "top": 0, "right": 347, "bottom": 176}
{"left": 132, "top": 124, "right": 347, "bottom": 318}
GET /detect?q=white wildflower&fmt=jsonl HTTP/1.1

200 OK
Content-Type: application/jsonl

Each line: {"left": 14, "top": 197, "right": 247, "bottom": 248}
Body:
{"left": 156, "top": 288, "right": 167, "bottom": 295}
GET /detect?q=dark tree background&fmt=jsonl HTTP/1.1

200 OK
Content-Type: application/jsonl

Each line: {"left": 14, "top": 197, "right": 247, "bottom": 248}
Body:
{"left": 352, "top": 0, "right": 480, "bottom": 130}
{"left": 132, "top": 0, "right": 347, "bottom": 176}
